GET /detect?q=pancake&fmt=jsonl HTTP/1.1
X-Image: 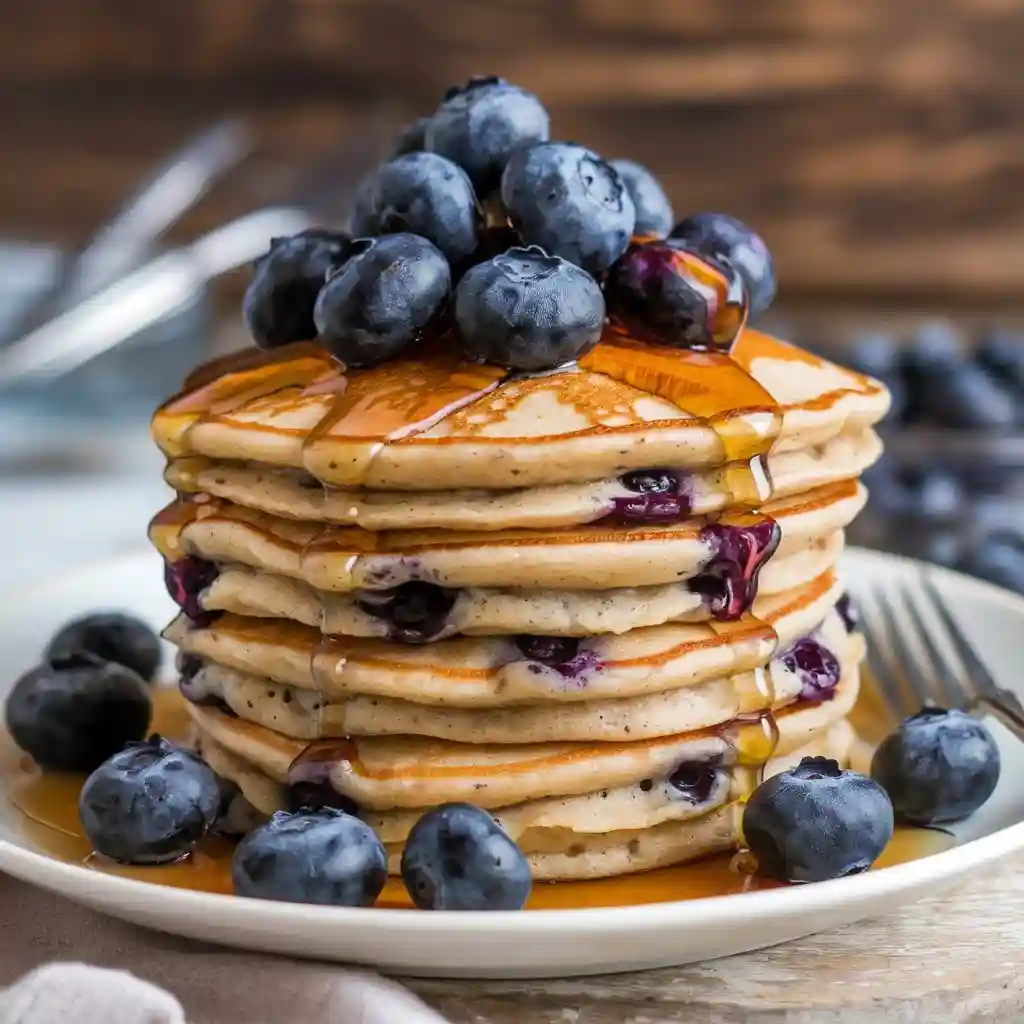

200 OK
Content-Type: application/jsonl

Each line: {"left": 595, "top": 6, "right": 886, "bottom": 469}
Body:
{"left": 150, "top": 480, "right": 864, "bottom": 597}
{"left": 150, "top": 329, "right": 888, "bottom": 491}
{"left": 197, "top": 530, "right": 843, "bottom": 640}
{"left": 166, "top": 571, "right": 842, "bottom": 708}
{"left": 186, "top": 656, "right": 859, "bottom": 812}
{"left": 163, "top": 427, "right": 882, "bottom": 533}
{"left": 181, "top": 612, "right": 860, "bottom": 744}
{"left": 193, "top": 707, "right": 856, "bottom": 880}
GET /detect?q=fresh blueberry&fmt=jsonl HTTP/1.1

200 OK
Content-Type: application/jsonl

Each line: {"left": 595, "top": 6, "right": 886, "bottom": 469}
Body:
{"left": 6, "top": 653, "right": 151, "bottom": 772}
{"left": 977, "top": 326, "right": 1024, "bottom": 393}
{"left": 242, "top": 229, "right": 351, "bottom": 349}
{"left": 356, "top": 582, "right": 457, "bottom": 644}
{"left": 392, "top": 116, "right": 430, "bottom": 156}
{"left": 904, "top": 320, "right": 965, "bottom": 372}
{"left": 426, "top": 76, "right": 549, "bottom": 195}
{"left": 610, "top": 159, "right": 673, "bottom": 237}
{"left": 743, "top": 757, "right": 893, "bottom": 882}
{"left": 871, "top": 708, "right": 1000, "bottom": 825}
{"left": 79, "top": 736, "right": 220, "bottom": 864}
{"left": 401, "top": 803, "right": 531, "bottom": 910}
{"left": 45, "top": 612, "right": 161, "bottom": 683}
{"left": 607, "top": 239, "right": 747, "bottom": 352}
{"left": 348, "top": 152, "right": 479, "bottom": 265}
{"left": 163, "top": 556, "right": 219, "bottom": 624}
{"left": 911, "top": 358, "right": 1016, "bottom": 430}
{"left": 670, "top": 212, "right": 775, "bottom": 317}
{"left": 501, "top": 143, "right": 636, "bottom": 275}
{"left": 960, "top": 535, "right": 1024, "bottom": 595}
{"left": 314, "top": 233, "right": 450, "bottom": 368}
{"left": 455, "top": 245, "right": 604, "bottom": 371}
{"left": 233, "top": 808, "right": 387, "bottom": 906}
{"left": 915, "top": 470, "right": 964, "bottom": 521}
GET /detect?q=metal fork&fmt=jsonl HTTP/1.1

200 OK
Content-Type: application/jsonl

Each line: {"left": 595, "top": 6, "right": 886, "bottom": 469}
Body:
{"left": 856, "top": 570, "right": 1024, "bottom": 741}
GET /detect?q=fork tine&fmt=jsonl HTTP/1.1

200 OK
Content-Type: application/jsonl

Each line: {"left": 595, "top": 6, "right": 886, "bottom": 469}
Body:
{"left": 856, "top": 578, "right": 920, "bottom": 720}
{"left": 919, "top": 576, "right": 995, "bottom": 701}
{"left": 899, "top": 582, "right": 970, "bottom": 709}
{"left": 871, "top": 583, "right": 936, "bottom": 712}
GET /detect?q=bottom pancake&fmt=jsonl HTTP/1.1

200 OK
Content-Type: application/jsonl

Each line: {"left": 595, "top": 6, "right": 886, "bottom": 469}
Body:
{"left": 196, "top": 716, "right": 855, "bottom": 880}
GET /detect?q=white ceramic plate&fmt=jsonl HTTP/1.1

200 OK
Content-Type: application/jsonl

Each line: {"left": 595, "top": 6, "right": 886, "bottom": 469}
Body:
{"left": 2, "top": 548, "right": 1024, "bottom": 979}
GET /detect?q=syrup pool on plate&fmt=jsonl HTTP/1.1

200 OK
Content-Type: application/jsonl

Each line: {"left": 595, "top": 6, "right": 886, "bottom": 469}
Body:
{"left": 2, "top": 685, "right": 955, "bottom": 910}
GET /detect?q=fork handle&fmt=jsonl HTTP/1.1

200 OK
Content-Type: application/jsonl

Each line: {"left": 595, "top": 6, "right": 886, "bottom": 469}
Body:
{"left": 977, "top": 697, "right": 1024, "bottom": 744}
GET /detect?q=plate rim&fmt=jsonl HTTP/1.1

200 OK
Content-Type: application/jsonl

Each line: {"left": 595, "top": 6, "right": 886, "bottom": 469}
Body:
{"left": 3, "top": 545, "right": 1024, "bottom": 936}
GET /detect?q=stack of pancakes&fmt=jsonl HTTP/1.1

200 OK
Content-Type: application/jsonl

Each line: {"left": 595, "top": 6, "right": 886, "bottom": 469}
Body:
{"left": 149, "top": 328, "right": 888, "bottom": 880}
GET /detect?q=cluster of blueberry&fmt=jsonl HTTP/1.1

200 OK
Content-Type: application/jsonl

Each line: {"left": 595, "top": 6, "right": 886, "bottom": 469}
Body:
{"left": 837, "top": 321, "right": 1024, "bottom": 593}
{"left": 243, "top": 76, "right": 777, "bottom": 372}
{"left": 5, "top": 609, "right": 1003, "bottom": 901}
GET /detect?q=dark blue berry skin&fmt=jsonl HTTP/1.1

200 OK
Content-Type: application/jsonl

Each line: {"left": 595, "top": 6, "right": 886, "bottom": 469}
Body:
{"left": 348, "top": 153, "right": 479, "bottom": 265}
{"left": 670, "top": 212, "right": 775, "bottom": 317}
{"left": 242, "top": 230, "right": 351, "bottom": 348}
{"left": 45, "top": 612, "right": 161, "bottom": 683}
{"left": 610, "top": 159, "right": 673, "bottom": 238}
{"left": 401, "top": 803, "right": 531, "bottom": 911}
{"left": 79, "top": 736, "right": 220, "bottom": 864}
{"left": 501, "top": 143, "right": 636, "bottom": 275}
{"left": 6, "top": 653, "right": 151, "bottom": 772}
{"left": 977, "top": 327, "right": 1024, "bottom": 393}
{"left": 871, "top": 708, "right": 1000, "bottom": 825}
{"left": 743, "top": 757, "right": 893, "bottom": 883}
{"left": 313, "top": 234, "right": 450, "bottom": 368}
{"left": 426, "top": 76, "right": 549, "bottom": 195}
{"left": 233, "top": 808, "right": 387, "bottom": 907}
{"left": 455, "top": 246, "right": 605, "bottom": 371}
{"left": 392, "top": 116, "right": 430, "bottom": 156}
{"left": 356, "top": 582, "right": 457, "bottom": 644}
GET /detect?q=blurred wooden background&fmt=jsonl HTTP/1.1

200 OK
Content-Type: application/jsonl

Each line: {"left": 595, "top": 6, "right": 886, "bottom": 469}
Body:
{"left": 2, "top": 0, "right": 1023, "bottom": 307}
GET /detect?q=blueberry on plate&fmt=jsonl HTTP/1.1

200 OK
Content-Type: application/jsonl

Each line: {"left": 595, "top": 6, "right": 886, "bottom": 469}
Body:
{"left": 233, "top": 808, "right": 387, "bottom": 906}
{"left": 401, "top": 803, "right": 531, "bottom": 910}
{"left": 313, "top": 233, "right": 450, "bottom": 367}
{"left": 871, "top": 707, "right": 1000, "bottom": 825}
{"left": 426, "top": 76, "right": 549, "bottom": 195}
{"left": 670, "top": 212, "right": 775, "bottom": 318}
{"left": 45, "top": 611, "right": 162, "bottom": 683}
{"left": 743, "top": 756, "right": 893, "bottom": 883}
{"left": 392, "top": 116, "right": 431, "bottom": 157}
{"left": 606, "top": 239, "right": 747, "bottom": 352}
{"left": 610, "top": 159, "right": 674, "bottom": 238}
{"left": 348, "top": 152, "right": 479, "bottom": 265}
{"left": 79, "top": 736, "right": 220, "bottom": 864}
{"left": 501, "top": 142, "right": 636, "bottom": 275}
{"left": 455, "top": 245, "right": 605, "bottom": 371}
{"left": 242, "top": 229, "right": 352, "bottom": 349}
{"left": 6, "top": 653, "right": 151, "bottom": 772}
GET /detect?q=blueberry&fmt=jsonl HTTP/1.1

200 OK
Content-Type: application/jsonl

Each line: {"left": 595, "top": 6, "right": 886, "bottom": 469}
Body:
{"left": 977, "top": 326, "right": 1024, "bottom": 393}
{"left": 871, "top": 708, "right": 1000, "bottom": 825}
{"left": 781, "top": 637, "right": 841, "bottom": 702}
{"left": 607, "top": 240, "right": 747, "bottom": 352}
{"left": 45, "top": 612, "right": 161, "bottom": 683}
{"left": 242, "top": 229, "right": 352, "bottom": 349}
{"left": 392, "top": 116, "right": 430, "bottom": 156}
{"left": 743, "top": 757, "right": 893, "bottom": 882}
{"left": 163, "top": 556, "right": 219, "bottom": 624}
{"left": 667, "top": 762, "right": 719, "bottom": 803}
{"left": 455, "top": 246, "right": 604, "bottom": 371}
{"left": 501, "top": 143, "right": 635, "bottom": 275}
{"left": 915, "top": 470, "right": 964, "bottom": 521}
{"left": 356, "top": 582, "right": 457, "bottom": 644}
{"left": 960, "top": 535, "right": 1024, "bottom": 594}
{"left": 426, "top": 76, "right": 549, "bottom": 195}
{"left": 348, "top": 152, "right": 479, "bottom": 265}
{"left": 6, "top": 653, "right": 151, "bottom": 772}
{"left": 670, "top": 212, "right": 775, "bottom": 317}
{"left": 233, "top": 808, "right": 387, "bottom": 906}
{"left": 286, "top": 781, "right": 359, "bottom": 816}
{"left": 401, "top": 803, "right": 531, "bottom": 910}
{"left": 314, "top": 234, "right": 450, "bottom": 368}
{"left": 79, "top": 736, "right": 220, "bottom": 864}
{"left": 610, "top": 159, "right": 673, "bottom": 238}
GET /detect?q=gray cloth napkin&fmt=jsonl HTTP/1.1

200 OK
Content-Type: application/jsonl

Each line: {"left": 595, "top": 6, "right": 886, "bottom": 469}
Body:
{"left": 0, "top": 875, "right": 449, "bottom": 1024}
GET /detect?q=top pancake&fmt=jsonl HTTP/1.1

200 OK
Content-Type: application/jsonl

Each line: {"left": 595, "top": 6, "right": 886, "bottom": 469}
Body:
{"left": 151, "top": 329, "right": 888, "bottom": 491}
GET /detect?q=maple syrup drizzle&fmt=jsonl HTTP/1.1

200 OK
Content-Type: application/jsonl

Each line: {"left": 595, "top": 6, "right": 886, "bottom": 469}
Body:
{"left": 3, "top": 687, "right": 956, "bottom": 908}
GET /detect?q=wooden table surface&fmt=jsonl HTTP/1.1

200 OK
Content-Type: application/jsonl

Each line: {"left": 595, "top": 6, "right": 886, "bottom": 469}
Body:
{"left": 406, "top": 853, "right": 1024, "bottom": 1022}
